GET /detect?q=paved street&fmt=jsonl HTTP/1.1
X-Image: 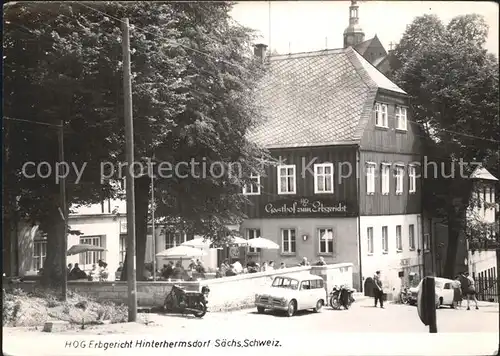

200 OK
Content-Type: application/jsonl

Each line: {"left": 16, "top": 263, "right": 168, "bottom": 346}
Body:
{"left": 154, "top": 297, "right": 499, "bottom": 334}
{"left": 3, "top": 298, "right": 498, "bottom": 356}
{"left": 4, "top": 298, "right": 498, "bottom": 336}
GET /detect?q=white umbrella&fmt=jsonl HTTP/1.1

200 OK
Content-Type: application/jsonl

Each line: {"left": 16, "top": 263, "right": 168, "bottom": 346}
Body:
{"left": 246, "top": 237, "right": 279, "bottom": 250}
{"left": 226, "top": 235, "right": 249, "bottom": 246}
{"left": 67, "top": 244, "right": 107, "bottom": 256}
{"left": 181, "top": 237, "right": 212, "bottom": 248}
{"left": 155, "top": 245, "right": 207, "bottom": 259}
{"left": 209, "top": 235, "right": 248, "bottom": 247}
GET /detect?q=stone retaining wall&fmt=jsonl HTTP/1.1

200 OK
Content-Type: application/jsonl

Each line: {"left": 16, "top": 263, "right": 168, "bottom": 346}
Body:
{"left": 7, "top": 263, "right": 354, "bottom": 312}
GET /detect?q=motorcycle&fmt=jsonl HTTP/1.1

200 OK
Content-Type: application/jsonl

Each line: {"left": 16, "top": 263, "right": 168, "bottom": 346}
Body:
{"left": 329, "top": 285, "right": 355, "bottom": 310}
{"left": 164, "top": 285, "right": 210, "bottom": 318}
{"left": 400, "top": 286, "right": 411, "bottom": 305}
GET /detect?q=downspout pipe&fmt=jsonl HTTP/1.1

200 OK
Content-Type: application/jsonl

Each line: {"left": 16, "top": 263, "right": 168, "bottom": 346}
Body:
{"left": 421, "top": 152, "right": 426, "bottom": 278}
{"left": 356, "top": 146, "right": 363, "bottom": 293}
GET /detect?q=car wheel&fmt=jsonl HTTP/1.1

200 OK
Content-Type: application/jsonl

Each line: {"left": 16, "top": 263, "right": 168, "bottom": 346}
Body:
{"left": 256, "top": 306, "right": 265, "bottom": 314}
{"left": 314, "top": 299, "right": 324, "bottom": 312}
{"left": 286, "top": 300, "right": 296, "bottom": 317}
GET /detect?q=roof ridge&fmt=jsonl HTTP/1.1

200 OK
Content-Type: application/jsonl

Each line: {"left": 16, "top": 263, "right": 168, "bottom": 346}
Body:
{"left": 269, "top": 48, "right": 345, "bottom": 61}
{"left": 344, "top": 47, "right": 377, "bottom": 89}
{"left": 346, "top": 47, "right": 406, "bottom": 95}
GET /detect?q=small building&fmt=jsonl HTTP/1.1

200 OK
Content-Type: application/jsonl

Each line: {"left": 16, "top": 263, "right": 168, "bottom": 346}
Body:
{"left": 15, "top": 196, "right": 220, "bottom": 278}
{"left": 427, "top": 166, "right": 498, "bottom": 281}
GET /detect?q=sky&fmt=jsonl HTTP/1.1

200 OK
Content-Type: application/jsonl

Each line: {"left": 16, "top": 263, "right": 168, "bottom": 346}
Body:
{"left": 231, "top": 1, "right": 499, "bottom": 56}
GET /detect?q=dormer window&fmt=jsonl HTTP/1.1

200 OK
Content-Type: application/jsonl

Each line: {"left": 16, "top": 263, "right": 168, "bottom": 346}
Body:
{"left": 375, "top": 103, "right": 388, "bottom": 128}
{"left": 396, "top": 106, "right": 407, "bottom": 131}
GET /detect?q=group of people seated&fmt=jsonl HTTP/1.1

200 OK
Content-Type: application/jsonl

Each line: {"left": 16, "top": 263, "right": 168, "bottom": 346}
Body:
{"left": 67, "top": 260, "right": 109, "bottom": 281}
{"left": 158, "top": 259, "right": 207, "bottom": 281}
{"left": 215, "top": 256, "right": 327, "bottom": 278}
{"left": 113, "top": 259, "right": 207, "bottom": 281}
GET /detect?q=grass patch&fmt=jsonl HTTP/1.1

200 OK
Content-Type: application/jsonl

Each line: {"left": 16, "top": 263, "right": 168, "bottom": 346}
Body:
{"left": 2, "top": 288, "right": 127, "bottom": 327}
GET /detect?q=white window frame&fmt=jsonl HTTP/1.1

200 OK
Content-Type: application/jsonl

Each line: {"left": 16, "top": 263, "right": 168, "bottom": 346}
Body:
{"left": 395, "top": 106, "right": 408, "bottom": 131}
{"left": 277, "top": 165, "right": 296, "bottom": 195}
{"left": 242, "top": 173, "right": 261, "bottom": 195}
{"left": 409, "top": 224, "right": 415, "bottom": 250}
{"left": 381, "top": 163, "right": 390, "bottom": 195}
{"left": 485, "top": 187, "right": 491, "bottom": 203}
{"left": 394, "top": 164, "right": 404, "bottom": 195}
{"left": 396, "top": 225, "right": 402, "bottom": 252}
{"left": 382, "top": 226, "right": 388, "bottom": 254}
{"left": 246, "top": 228, "right": 261, "bottom": 254}
{"left": 375, "top": 102, "right": 388, "bottom": 128}
{"left": 32, "top": 239, "right": 47, "bottom": 271}
{"left": 314, "top": 163, "right": 334, "bottom": 194}
{"left": 367, "top": 227, "right": 374, "bottom": 255}
{"left": 408, "top": 164, "right": 416, "bottom": 194}
{"left": 318, "top": 228, "right": 334, "bottom": 254}
{"left": 119, "top": 234, "right": 127, "bottom": 263}
{"left": 281, "top": 228, "right": 296, "bottom": 254}
{"left": 79, "top": 235, "right": 104, "bottom": 266}
{"left": 366, "top": 162, "right": 376, "bottom": 195}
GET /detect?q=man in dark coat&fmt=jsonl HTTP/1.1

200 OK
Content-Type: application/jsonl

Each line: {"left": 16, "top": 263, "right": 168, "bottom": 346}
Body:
{"left": 373, "top": 271, "right": 384, "bottom": 308}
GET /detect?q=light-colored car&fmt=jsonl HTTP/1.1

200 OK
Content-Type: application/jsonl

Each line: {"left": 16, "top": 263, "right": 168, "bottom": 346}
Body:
{"left": 409, "top": 277, "right": 455, "bottom": 308}
{"left": 254, "top": 273, "right": 326, "bottom": 317}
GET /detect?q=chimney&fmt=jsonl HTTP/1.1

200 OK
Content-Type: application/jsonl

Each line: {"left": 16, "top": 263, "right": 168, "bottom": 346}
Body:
{"left": 254, "top": 43, "right": 268, "bottom": 62}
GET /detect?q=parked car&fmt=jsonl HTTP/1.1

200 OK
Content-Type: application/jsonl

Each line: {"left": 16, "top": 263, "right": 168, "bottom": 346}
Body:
{"left": 254, "top": 273, "right": 326, "bottom": 317}
{"left": 408, "top": 277, "right": 455, "bottom": 308}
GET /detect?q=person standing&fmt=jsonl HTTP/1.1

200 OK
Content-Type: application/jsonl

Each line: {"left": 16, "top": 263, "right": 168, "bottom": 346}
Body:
{"left": 462, "top": 272, "right": 479, "bottom": 310}
{"left": 315, "top": 257, "right": 326, "bottom": 266}
{"left": 373, "top": 271, "right": 384, "bottom": 308}
{"left": 452, "top": 275, "right": 462, "bottom": 309}
{"left": 299, "top": 257, "right": 310, "bottom": 266}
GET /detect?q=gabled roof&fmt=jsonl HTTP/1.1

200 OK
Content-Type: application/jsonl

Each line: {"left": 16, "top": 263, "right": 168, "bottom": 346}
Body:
{"left": 248, "top": 47, "right": 406, "bottom": 148}
{"left": 353, "top": 38, "right": 373, "bottom": 55}
{"left": 470, "top": 166, "right": 498, "bottom": 181}
{"left": 373, "top": 55, "right": 387, "bottom": 68}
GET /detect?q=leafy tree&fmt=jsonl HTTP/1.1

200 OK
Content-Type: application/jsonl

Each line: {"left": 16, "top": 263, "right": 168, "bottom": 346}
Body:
{"left": 3, "top": 1, "right": 270, "bottom": 284}
{"left": 388, "top": 14, "right": 499, "bottom": 277}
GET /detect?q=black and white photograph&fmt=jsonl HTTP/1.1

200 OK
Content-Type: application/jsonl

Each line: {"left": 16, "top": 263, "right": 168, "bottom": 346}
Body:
{"left": 2, "top": 1, "right": 499, "bottom": 355}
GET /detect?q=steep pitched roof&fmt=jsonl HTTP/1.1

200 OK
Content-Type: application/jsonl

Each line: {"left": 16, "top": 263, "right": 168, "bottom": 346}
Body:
{"left": 353, "top": 38, "right": 373, "bottom": 55}
{"left": 248, "top": 47, "right": 406, "bottom": 148}
{"left": 470, "top": 166, "right": 498, "bottom": 181}
{"left": 373, "top": 55, "right": 387, "bottom": 68}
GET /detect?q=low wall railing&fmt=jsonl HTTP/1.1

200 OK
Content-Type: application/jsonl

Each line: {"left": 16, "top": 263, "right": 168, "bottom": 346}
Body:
{"left": 6, "top": 263, "right": 354, "bottom": 311}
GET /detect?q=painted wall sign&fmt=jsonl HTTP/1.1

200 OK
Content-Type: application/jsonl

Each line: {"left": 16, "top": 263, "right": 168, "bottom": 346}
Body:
{"left": 261, "top": 197, "right": 355, "bottom": 217}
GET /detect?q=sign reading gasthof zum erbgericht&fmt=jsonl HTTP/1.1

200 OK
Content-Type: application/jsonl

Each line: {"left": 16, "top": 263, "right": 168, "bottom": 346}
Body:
{"left": 261, "top": 197, "right": 354, "bottom": 217}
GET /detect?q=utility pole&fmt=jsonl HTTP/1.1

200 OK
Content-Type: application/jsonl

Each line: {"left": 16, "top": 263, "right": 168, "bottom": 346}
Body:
{"left": 122, "top": 17, "right": 137, "bottom": 322}
{"left": 151, "top": 156, "right": 156, "bottom": 281}
{"left": 58, "top": 120, "right": 68, "bottom": 301}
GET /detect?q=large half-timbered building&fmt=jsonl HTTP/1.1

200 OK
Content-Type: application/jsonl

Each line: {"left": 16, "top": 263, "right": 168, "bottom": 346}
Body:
{"left": 241, "top": 43, "right": 423, "bottom": 293}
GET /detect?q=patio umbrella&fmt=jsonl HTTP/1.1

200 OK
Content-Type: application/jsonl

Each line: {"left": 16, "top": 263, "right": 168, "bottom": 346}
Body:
{"left": 246, "top": 237, "right": 279, "bottom": 266}
{"left": 225, "top": 235, "right": 249, "bottom": 246}
{"left": 246, "top": 237, "right": 279, "bottom": 250}
{"left": 181, "top": 237, "right": 213, "bottom": 248}
{"left": 67, "top": 244, "right": 106, "bottom": 256}
{"left": 155, "top": 245, "right": 207, "bottom": 259}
